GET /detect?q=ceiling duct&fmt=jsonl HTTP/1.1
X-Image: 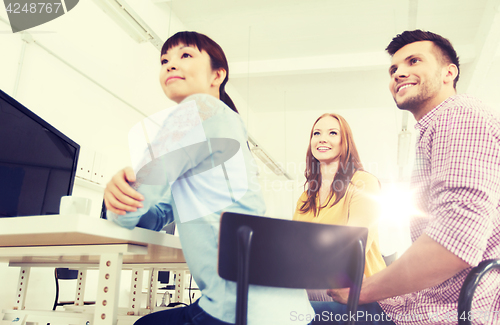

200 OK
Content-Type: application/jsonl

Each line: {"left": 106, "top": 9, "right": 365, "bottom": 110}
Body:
{"left": 92, "top": 0, "right": 163, "bottom": 50}
{"left": 248, "top": 135, "right": 293, "bottom": 180}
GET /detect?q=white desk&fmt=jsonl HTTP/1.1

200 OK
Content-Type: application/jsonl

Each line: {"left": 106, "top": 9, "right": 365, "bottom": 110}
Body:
{"left": 0, "top": 214, "right": 187, "bottom": 325}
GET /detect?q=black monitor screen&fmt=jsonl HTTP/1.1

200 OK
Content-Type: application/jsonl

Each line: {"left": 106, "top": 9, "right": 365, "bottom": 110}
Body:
{"left": 0, "top": 89, "right": 80, "bottom": 217}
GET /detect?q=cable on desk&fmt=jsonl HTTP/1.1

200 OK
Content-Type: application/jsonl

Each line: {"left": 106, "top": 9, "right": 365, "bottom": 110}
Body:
{"left": 52, "top": 268, "right": 94, "bottom": 311}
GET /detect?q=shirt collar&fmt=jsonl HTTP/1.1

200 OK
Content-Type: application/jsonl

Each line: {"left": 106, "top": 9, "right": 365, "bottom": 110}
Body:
{"left": 414, "top": 95, "right": 458, "bottom": 133}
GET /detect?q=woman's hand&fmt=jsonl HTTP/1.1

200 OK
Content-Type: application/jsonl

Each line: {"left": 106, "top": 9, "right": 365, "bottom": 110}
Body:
{"left": 104, "top": 167, "right": 144, "bottom": 215}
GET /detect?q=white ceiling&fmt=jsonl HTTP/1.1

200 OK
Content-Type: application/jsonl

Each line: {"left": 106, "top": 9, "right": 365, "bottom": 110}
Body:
{"left": 150, "top": 0, "right": 500, "bottom": 183}
{"left": 155, "top": 0, "right": 500, "bottom": 113}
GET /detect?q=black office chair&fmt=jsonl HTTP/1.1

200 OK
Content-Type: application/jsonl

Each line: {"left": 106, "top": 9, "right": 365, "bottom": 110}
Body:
{"left": 458, "top": 259, "right": 500, "bottom": 325}
{"left": 218, "top": 212, "right": 367, "bottom": 325}
{"left": 52, "top": 268, "right": 95, "bottom": 310}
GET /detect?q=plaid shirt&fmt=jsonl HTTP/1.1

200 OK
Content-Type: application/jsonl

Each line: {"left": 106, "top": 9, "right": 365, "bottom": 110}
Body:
{"left": 379, "top": 95, "right": 500, "bottom": 325}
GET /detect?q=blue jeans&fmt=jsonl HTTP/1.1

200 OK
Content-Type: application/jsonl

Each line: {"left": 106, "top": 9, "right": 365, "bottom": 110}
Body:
{"left": 310, "top": 301, "right": 396, "bottom": 325}
{"left": 134, "top": 300, "right": 233, "bottom": 325}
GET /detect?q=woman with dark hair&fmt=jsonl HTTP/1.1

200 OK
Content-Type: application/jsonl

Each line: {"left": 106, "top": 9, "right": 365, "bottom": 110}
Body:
{"left": 104, "top": 31, "right": 313, "bottom": 325}
{"left": 159, "top": 31, "right": 238, "bottom": 112}
{"left": 293, "top": 113, "right": 386, "bottom": 305}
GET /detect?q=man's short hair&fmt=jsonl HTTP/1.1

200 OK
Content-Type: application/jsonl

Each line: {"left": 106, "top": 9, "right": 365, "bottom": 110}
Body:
{"left": 386, "top": 30, "right": 460, "bottom": 88}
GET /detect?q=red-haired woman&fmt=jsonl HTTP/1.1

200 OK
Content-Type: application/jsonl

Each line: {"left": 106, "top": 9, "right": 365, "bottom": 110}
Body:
{"left": 293, "top": 113, "right": 386, "bottom": 307}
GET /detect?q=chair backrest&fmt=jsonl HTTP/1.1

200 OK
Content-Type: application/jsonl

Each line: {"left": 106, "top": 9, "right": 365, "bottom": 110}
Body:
{"left": 218, "top": 212, "right": 367, "bottom": 325}
{"left": 219, "top": 212, "right": 367, "bottom": 289}
{"left": 458, "top": 259, "right": 500, "bottom": 325}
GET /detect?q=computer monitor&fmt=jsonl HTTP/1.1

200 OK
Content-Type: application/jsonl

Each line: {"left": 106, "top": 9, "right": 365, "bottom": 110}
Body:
{"left": 0, "top": 89, "right": 80, "bottom": 217}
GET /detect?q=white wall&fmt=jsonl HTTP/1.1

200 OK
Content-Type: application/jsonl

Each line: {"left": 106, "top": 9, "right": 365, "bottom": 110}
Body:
{"left": 0, "top": 0, "right": 178, "bottom": 310}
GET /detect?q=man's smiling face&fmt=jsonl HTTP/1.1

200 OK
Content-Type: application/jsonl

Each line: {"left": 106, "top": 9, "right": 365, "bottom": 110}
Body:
{"left": 389, "top": 41, "right": 447, "bottom": 115}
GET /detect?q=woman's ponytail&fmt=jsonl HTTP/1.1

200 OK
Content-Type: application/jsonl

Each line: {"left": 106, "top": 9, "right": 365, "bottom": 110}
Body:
{"left": 220, "top": 89, "right": 238, "bottom": 113}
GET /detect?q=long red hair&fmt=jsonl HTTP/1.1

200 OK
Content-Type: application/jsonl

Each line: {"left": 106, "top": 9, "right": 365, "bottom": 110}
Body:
{"left": 299, "top": 113, "right": 364, "bottom": 216}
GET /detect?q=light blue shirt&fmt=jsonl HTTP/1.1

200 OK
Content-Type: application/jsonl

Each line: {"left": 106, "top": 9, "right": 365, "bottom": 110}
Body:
{"left": 109, "top": 94, "right": 314, "bottom": 324}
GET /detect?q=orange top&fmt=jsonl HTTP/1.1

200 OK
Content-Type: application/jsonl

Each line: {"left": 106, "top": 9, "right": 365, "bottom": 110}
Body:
{"left": 293, "top": 170, "right": 386, "bottom": 277}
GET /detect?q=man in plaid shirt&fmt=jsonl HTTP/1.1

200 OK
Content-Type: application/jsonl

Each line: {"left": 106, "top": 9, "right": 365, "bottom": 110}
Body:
{"left": 325, "top": 30, "right": 500, "bottom": 325}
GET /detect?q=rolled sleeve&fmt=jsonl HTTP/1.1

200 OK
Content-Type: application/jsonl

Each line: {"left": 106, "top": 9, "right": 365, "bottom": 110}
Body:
{"left": 425, "top": 104, "right": 500, "bottom": 266}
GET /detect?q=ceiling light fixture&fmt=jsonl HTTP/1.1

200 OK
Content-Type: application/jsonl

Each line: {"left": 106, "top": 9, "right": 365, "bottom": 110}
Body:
{"left": 92, "top": 0, "right": 163, "bottom": 50}
{"left": 248, "top": 135, "right": 293, "bottom": 180}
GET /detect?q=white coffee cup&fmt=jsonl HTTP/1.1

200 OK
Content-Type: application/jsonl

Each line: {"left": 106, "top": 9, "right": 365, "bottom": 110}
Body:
{"left": 59, "top": 196, "right": 92, "bottom": 215}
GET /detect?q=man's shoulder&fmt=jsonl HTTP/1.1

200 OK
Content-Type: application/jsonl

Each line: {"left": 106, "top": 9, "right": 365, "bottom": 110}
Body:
{"left": 433, "top": 94, "right": 499, "bottom": 127}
